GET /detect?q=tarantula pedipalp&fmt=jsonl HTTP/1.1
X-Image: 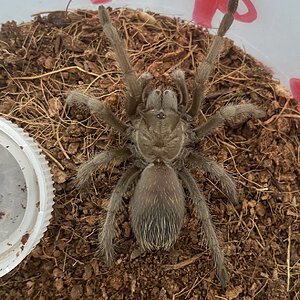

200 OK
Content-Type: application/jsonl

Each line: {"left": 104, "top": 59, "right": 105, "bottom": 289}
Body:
{"left": 67, "top": 1, "right": 265, "bottom": 287}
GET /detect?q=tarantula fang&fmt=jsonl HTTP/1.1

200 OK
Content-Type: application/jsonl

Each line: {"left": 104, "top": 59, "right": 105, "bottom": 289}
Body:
{"left": 67, "top": 0, "right": 265, "bottom": 287}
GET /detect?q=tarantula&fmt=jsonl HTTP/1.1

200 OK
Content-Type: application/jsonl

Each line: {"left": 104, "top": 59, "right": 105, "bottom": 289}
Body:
{"left": 67, "top": 1, "right": 265, "bottom": 287}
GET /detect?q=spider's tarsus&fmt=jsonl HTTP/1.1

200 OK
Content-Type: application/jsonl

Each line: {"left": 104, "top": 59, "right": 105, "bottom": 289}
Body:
{"left": 98, "top": 6, "right": 110, "bottom": 26}
{"left": 218, "top": 0, "right": 239, "bottom": 36}
{"left": 228, "top": 0, "right": 239, "bottom": 13}
{"left": 218, "top": 266, "right": 229, "bottom": 288}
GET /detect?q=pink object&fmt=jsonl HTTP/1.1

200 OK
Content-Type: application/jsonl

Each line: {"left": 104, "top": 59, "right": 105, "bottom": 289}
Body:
{"left": 290, "top": 78, "right": 300, "bottom": 110}
{"left": 91, "top": 0, "right": 111, "bottom": 4}
{"left": 192, "top": 0, "right": 257, "bottom": 27}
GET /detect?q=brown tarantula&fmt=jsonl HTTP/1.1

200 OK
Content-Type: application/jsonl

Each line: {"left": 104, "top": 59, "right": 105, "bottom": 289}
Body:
{"left": 67, "top": 1, "right": 265, "bottom": 286}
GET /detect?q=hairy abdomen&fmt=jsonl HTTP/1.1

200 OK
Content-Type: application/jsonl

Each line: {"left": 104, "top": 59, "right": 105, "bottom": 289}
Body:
{"left": 130, "top": 163, "right": 185, "bottom": 251}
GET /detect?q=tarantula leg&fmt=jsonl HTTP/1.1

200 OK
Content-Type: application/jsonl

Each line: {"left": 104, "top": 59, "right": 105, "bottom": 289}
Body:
{"left": 172, "top": 69, "right": 190, "bottom": 110}
{"left": 67, "top": 91, "right": 128, "bottom": 134}
{"left": 187, "top": 0, "right": 239, "bottom": 117}
{"left": 99, "top": 166, "right": 140, "bottom": 266}
{"left": 194, "top": 103, "right": 265, "bottom": 139}
{"left": 76, "top": 148, "right": 132, "bottom": 189}
{"left": 186, "top": 152, "right": 238, "bottom": 205}
{"left": 98, "top": 6, "right": 143, "bottom": 117}
{"left": 179, "top": 168, "right": 228, "bottom": 287}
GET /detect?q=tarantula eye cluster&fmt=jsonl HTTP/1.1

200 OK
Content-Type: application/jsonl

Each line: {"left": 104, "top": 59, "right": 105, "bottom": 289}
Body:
{"left": 67, "top": 0, "right": 265, "bottom": 287}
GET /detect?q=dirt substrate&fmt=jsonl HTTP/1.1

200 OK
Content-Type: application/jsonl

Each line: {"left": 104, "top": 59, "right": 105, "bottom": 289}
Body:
{"left": 0, "top": 8, "right": 299, "bottom": 300}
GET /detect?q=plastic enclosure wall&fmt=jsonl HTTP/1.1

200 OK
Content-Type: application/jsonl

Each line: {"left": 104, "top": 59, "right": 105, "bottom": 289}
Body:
{"left": 0, "top": 0, "right": 299, "bottom": 108}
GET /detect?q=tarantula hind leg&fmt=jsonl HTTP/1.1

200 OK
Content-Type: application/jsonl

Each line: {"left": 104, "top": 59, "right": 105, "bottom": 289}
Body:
{"left": 179, "top": 167, "right": 228, "bottom": 287}
{"left": 186, "top": 152, "right": 238, "bottom": 205}
{"left": 99, "top": 166, "right": 140, "bottom": 267}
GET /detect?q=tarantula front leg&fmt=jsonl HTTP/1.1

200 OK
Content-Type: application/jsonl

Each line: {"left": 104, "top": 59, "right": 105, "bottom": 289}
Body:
{"left": 98, "top": 6, "right": 143, "bottom": 117}
{"left": 99, "top": 166, "right": 140, "bottom": 266}
{"left": 194, "top": 103, "right": 265, "bottom": 139}
{"left": 76, "top": 148, "right": 132, "bottom": 189}
{"left": 186, "top": 152, "right": 238, "bottom": 205}
{"left": 187, "top": 0, "right": 239, "bottom": 117}
{"left": 179, "top": 167, "right": 228, "bottom": 287}
{"left": 67, "top": 91, "right": 128, "bottom": 134}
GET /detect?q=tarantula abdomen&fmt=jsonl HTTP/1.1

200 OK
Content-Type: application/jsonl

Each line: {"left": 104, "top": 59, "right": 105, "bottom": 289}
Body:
{"left": 130, "top": 162, "right": 185, "bottom": 251}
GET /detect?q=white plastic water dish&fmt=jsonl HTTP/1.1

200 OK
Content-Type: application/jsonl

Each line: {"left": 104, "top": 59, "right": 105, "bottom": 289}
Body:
{"left": 0, "top": 117, "right": 54, "bottom": 277}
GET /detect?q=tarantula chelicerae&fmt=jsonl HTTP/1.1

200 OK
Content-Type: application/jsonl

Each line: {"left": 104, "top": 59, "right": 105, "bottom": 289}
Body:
{"left": 67, "top": 1, "right": 265, "bottom": 286}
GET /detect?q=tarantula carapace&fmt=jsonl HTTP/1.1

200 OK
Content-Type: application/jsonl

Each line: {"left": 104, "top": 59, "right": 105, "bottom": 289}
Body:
{"left": 67, "top": 1, "right": 265, "bottom": 286}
